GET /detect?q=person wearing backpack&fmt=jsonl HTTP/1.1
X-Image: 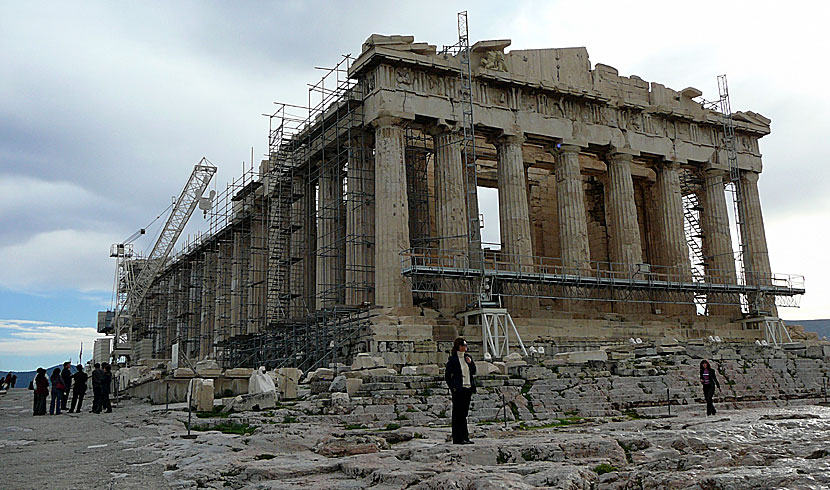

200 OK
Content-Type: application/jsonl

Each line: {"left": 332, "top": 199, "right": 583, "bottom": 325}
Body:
{"left": 49, "top": 368, "right": 64, "bottom": 415}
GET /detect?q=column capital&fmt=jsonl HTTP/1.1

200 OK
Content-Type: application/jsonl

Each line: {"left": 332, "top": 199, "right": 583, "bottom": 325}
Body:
{"left": 657, "top": 159, "right": 682, "bottom": 171}
{"left": 487, "top": 128, "right": 524, "bottom": 147}
{"left": 371, "top": 114, "right": 411, "bottom": 129}
{"left": 424, "top": 119, "right": 459, "bottom": 137}
{"left": 606, "top": 148, "right": 636, "bottom": 163}
{"left": 740, "top": 170, "right": 760, "bottom": 184}
{"left": 704, "top": 163, "right": 728, "bottom": 177}
{"left": 547, "top": 142, "right": 583, "bottom": 155}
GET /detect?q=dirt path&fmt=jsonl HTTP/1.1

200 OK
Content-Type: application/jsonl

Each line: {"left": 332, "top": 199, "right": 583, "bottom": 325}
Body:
{"left": 0, "top": 388, "right": 167, "bottom": 490}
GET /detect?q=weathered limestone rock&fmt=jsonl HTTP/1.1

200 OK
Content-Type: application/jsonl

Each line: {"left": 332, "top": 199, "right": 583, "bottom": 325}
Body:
{"left": 329, "top": 392, "right": 352, "bottom": 414}
{"left": 554, "top": 350, "right": 608, "bottom": 363}
{"left": 329, "top": 375, "right": 348, "bottom": 393}
{"left": 351, "top": 353, "right": 386, "bottom": 371}
{"left": 224, "top": 367, "right": 253, "bottom": 378}
{"left": 189, "top": 378, "right": 214, "bottom": 412}
{"left": 494, "top": 362, "right": 508, "bottom": 375}
{"left": 277, "top": 367, "right": 301, "bottom": 399}
{"left": 173, "top": 368, "right": 194, "bottom": 378}
{"left": 345, "top": 377, "right": 363, "bottom": 396}
{"left": 221, "top": 391, "right": 277, "bottom": 413}
{"left": 415, "top": 364, "right": 439, "bottom": 376}
{"left": 194, "top": 360, "right": 222, "bottom": 377}
{"left": 477, "top": 361, "right": 500, "bottom": 376}
{"left": 401, "top": 366, "right": 418, "bottom": 375}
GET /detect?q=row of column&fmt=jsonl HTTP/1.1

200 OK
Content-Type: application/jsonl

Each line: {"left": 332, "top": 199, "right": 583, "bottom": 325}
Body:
{"left": 370, "top": 119, "right": 775, "bottom": 317}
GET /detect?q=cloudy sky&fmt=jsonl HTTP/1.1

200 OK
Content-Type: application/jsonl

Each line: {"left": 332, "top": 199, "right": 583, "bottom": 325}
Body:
{"left": 1, "top": 1, "right": 827, "bottom": 371}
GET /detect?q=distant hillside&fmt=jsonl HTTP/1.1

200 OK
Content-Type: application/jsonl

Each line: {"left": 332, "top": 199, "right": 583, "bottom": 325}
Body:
{"left": 785, "top": 319, "right": 830, "bottom": 340}
{"left": 1, "top": 364, "right": 77, "bottom": 389}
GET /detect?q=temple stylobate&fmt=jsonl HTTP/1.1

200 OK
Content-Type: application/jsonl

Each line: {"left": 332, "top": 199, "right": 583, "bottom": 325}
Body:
{"left": 117, "top": 34, "right": 803, "bottom": 370}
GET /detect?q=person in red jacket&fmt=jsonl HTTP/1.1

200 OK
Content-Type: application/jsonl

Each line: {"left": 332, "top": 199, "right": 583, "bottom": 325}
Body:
{"left": 33, "top": 368, "right": 48, "bottom": 416}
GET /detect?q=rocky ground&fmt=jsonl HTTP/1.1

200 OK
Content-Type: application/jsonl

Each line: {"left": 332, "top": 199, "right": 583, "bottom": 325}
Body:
{"left": 5, "top": 388, "right": 829, "bottom": 489}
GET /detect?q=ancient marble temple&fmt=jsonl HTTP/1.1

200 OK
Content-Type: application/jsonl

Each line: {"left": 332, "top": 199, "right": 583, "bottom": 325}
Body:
{"left": 130, "top": 34, "right": 803, "bottom": 367}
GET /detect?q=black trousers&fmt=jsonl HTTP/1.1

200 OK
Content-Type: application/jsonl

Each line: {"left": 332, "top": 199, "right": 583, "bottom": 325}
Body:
{"left": 92, "top": 386, "right": 102, "bottom": 413}
{"left": 33, "top": 393, "right": 47, "bottom": 415}
{"left": 61, "top": 390, "right": 70, "bottom": 410}
{"left": 703, "top": 383, "right": 717, "bottom": 415}
{"left": 70, "top": 391, "right": 85, "bottom": 412}
{"left": 101, "top": 391, "right": 112, "bottom": 412}
{"left": 451, "top": 387, "right": 473, "bottom": 443}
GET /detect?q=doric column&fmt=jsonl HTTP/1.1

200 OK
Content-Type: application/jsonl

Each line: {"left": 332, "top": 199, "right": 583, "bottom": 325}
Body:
{"left": 373, "top": 117, "right": 413, "bottom": 309}
{"left": 739, "top": 170, "right": 777, "bottom": 315}
{"left": 654, "top": 162, "right": 692, "bottom": 275}
{"left": 700, "top": 166, "right": 740, "bottom": 317}
{"left": 653, "top": 161, "right": 694, "bottom": 314}
{"left": 200, "top": 250, "right": 217, "bottom": 358}
{"left": 431, "top": 125, "right": 468, "bottom": 312}
{"left": 554, "top": 144, "right": 590, "bottom": 272}
{"left": 316, "top": 164, "right": 343, "bottom": 309}
{"left": 496, "top": 134, "right": 537, "bottom": 313}
{"left": 345, "top": 135, "right": 374, "bottom": 306}
{"left": 605, "top": 150, "right": 646, "bottom": 313}
{"left": 605, "top": 150, "right": 644, "bottom": 268}
{"left": 247, "top": 205, "right": 266, "bottom": 334}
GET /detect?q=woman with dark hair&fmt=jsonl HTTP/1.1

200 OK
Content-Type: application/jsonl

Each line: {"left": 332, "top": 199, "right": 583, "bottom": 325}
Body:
{"left": 33, "top": 368, "right": 49, "bottom": 416}
{"left": 49, "top": 368, "right": 65, "bottom": 415}
{"left": 700, "top": 359, "right": 721, "bottom": 416}
{"left": 445, "top": 337, "right": 476, "bottom": 444}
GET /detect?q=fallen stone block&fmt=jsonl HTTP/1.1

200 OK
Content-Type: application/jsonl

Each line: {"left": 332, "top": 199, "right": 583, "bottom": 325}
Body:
{"left": 493, "top": 362, "right": 507, "bottom": 375}
{"left": 554, "top": 350, "right": 608, "bottom": 363}
{"left": 329, "top": 392, "right": 352, "bottom": 414}
{"left": 329, "top": 375, "right": 347, "bottom": 392}
{"left": 222, "top": 390, "right": 278, "bottom": 413}
{"left": 477, "top": 361, "right": 499, "bottom": 376}
{"left": 346, "top": 377, "right": 363, "bottom": 397}
{"left": 416, "top": 364, "right": 439, "bottom": 376}
{"left": 189, "top": 378, "right": 214, "bottom": 412}
{"left": 173, "top": 368, "right": 194, "bottom": 378}
{"left": 401, "top": 366, "right": 418, "bottom": 375}
{"left": 224, "top": 367, "right": 253, "bottom": 378}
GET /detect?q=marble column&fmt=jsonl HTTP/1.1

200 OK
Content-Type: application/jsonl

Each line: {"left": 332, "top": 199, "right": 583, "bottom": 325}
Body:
{"left": 605, "top": 150, "right": 646, "bottom": 313}
{"left": 345, "top": 137, "right": 374, "bottom": 306}
{"left": 653, "top": 161, "right": 694, "bottom": 315}
{"left": 700, "top": 166, "right": 741, "bottom": 317}
{"left": 373, "top": 117, "right": 413, "bottom": 309}
{"left": 605, "top": 151, "right": 644, "bottom": 269}
{"left": 316, "top": 164, "right": 343, "bottom": 309}
{"left": 496, "top": 134, "right": 537, "bottom": 313}
{"left": 739, "top": 170, "right": 777, "bottom": 315}
{"left": 554, "top": 144, "right": 590, "bottom": 272}
{"left": 200, "top": 250, "right": 217, "bottom": 358}
{"left": 432, "top": 126, "right": 468, "bottom": 312}
{"left": 247, "top": 206, "right": 266, "bottom": 333}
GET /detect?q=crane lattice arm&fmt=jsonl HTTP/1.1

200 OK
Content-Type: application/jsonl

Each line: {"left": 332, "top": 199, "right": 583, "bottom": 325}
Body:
{"left": 120, "top": 158, "right": 216, "bottom": 317}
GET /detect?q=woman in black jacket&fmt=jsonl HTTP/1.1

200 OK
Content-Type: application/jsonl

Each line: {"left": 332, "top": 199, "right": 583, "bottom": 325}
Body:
{"left": 700, "top": 359, "right": 721, "bottom": 416}
{"left": 445, "top": 337, "right": 476, "bottom": 444}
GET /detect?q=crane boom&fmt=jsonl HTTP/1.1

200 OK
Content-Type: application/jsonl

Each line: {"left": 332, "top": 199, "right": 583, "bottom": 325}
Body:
{"left": 111, "top": 158, "right": 217, "bottom": 360}
{"left": 124, "top": 160, "right": 216, "bottom": 314}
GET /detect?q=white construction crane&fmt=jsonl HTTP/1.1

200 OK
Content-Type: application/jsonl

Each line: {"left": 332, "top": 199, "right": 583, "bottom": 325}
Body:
{"left": 106, "top": 158, "right": 217, "bottom": 362}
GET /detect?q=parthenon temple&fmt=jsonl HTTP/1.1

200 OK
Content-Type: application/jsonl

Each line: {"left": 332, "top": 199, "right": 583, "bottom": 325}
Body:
{"left": 106, "top": 34, "right": 804, "bottom": 369}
